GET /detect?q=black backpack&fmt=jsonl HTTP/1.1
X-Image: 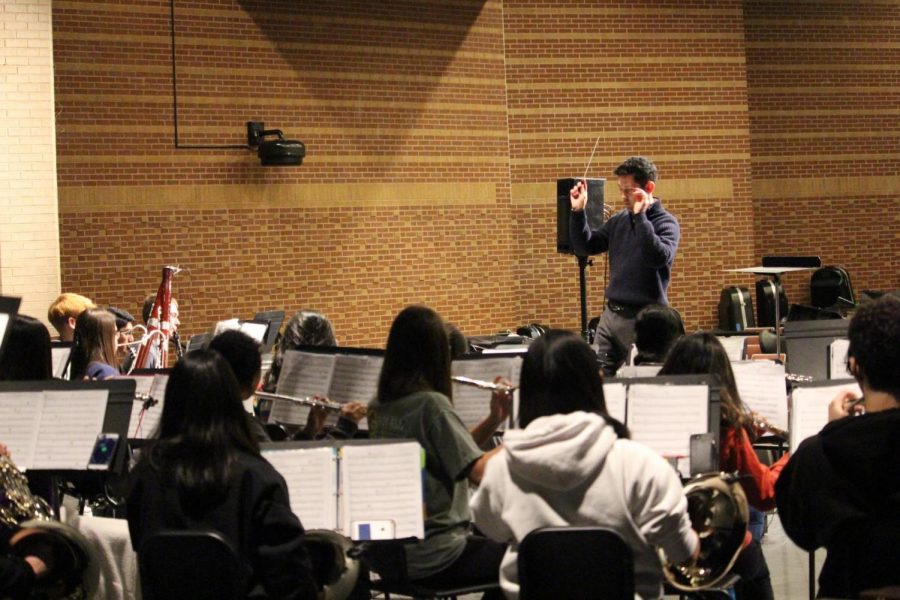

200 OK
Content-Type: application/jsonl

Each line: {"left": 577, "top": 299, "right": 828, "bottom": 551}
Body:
{"left": 810, "top": 266, "right": 855, "bottom": 310}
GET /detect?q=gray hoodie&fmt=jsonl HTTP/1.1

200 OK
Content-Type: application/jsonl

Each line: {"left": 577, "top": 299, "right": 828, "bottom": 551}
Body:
{"left": 471, "top": 411, "right": 696, "bottom": 599}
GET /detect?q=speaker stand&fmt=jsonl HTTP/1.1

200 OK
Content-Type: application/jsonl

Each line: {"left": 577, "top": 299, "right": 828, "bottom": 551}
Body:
{"left": 577, "top": 255, "right": 593, "bottom": 342}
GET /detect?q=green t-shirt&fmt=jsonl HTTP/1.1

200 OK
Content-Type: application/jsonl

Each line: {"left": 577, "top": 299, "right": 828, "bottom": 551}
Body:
{"left": 368, "top": 390, "right": 484, "bottom": 579}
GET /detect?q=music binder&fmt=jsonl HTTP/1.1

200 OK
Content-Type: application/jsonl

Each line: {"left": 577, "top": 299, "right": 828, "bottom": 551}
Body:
{"left": 261, "top": 439, "right": 425, "bottom": 541}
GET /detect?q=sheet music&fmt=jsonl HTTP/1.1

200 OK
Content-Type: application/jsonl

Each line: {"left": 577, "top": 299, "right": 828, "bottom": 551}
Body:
{"left": 239, "top": 321, "right": 268, "bottom": 344}
{"left": 276, "top": 352, "right": 336, "bottom": 399}
{"left": 627, "top": 384, "right": 709, "bottom": 458}
{"left": 328, "top": 354, "right": 382, "bottom": 404}
{"left": 601, "top": 382, "right": 627, "bottom": 424}
{"left": 790, "top": 381, "right": 861, "bottom": 453}
{"left": 615, "top": 365, "right": 662, "bottom": 378}
{"left": 731, "top": 361, "right": 788, "bottom": 432}
{"left": 829, "top": 339, "right": 850, "bottom": 379}
{"left": 268, "top": 399, "right": 313, "bottom": 426}
{"left": 0, "top": 392, "right": 43, "bottom": 468}
{"left": 340, "top": 442, "right": 425, "bottom": 540}
{"left": 263, "top": 447, "right": 339, "bottom": 531}
{"left": 451, "top": 357, "right": 520, "bottom": 430}
{"left": 32, "top": 390, "right": 108, "bottom": 469}
{"left": 716, "top": 335, "right": 747, "bottom": 362}
{"left": 51, "top": 347, "right": 72, "bottom": 379}
{"left": 123, "top": 375, "right": 168, "bottom": 438}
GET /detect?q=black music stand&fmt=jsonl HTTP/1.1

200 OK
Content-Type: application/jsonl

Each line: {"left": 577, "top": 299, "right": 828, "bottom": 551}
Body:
{"left": 728, "top": 265, "right": 817, "bottom": 356}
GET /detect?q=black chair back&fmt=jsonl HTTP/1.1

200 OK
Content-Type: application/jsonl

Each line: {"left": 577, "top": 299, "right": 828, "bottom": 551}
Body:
{"left": 139, "top": 530, "right": 244, "bottom": 600}
{"left": 518, "top": 526, "right": 634, "bottom": 600}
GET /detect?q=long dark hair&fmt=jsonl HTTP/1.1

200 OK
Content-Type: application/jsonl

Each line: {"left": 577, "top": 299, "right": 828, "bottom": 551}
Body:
{"left": 264, "top": 309, "right": 336, "bottom": 392}
{"left": 70, "top": 308, "right": 119, "bottom": 379}
{"left": 148, "top": 350, "right": 260, "bottom": 507}
{"left": 658, "top": 332, "right": 751, "bottom": 433}
{"left": 0, "top": 315, "right": 52, "bottom": 381}
{"left": 518, "top": 329, "right": 628, "bottom": 438}
{"left": 377, "top": 305, "right": 452, "bottom": 403}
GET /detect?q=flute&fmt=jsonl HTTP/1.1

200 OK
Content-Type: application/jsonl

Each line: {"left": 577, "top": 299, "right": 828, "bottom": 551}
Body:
{"left": 255, "top": 391, "right": 343, "bottom": 413}
{"left": 452, "top": 376, "right": 517, "bottom": 392}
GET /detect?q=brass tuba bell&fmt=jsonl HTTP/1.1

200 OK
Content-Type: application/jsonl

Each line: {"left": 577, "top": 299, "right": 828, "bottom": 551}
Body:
{"left": 660, "top": 471, "right": 749, "bottom": 591}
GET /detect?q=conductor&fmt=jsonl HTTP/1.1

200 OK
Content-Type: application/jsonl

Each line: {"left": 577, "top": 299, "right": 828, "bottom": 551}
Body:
{"left": 569, "top": 156, "right": 680, "bottom": 375}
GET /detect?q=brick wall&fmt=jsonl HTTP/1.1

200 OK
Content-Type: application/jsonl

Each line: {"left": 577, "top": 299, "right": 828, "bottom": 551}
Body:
{"left": 745, "top": 0, "right": 900, "bottom": 305}
{"left": 0, "top": 0, "right": 61, "bottom": 324}
{"left": 51, "top": 0, "right": 898, "bottom": 345}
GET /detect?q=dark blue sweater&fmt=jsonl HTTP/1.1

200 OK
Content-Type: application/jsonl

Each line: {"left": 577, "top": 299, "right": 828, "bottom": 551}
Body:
{"left": 569, "top": 200, "right": 680, "bottom": 306}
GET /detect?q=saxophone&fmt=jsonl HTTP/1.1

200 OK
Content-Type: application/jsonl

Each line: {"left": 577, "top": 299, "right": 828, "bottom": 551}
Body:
{"left": 1, "top": 454, "right": 94, "bottom": 599}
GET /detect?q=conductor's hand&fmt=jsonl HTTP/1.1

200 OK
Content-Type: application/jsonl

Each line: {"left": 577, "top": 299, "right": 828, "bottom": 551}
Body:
{"left": 570, "top": 179, "right": 587, "bottom": 212}
{"left": 828, "top": 389, "right": 863, "bottom": 422}
{"left": 489, "top": 377, "right": 514, "bottom": 426}
{"left": 340, "top": 401, "right": 368, "bottom": 424}
{"left": 628, "top": 187, "right": 657, "bottom": 215}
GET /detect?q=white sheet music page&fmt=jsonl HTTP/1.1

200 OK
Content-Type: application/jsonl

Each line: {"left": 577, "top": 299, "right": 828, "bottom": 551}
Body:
{"left": 717, "top": 335, "right": 747, "bottom": 362}
{"left": 276, "top": 351, "right": 337, "bottom": 399}
{"left": 123, "top": 376, "right": 155, "bottom": 438}
{"left": 451, "top": 357, "right": 519, "bottom": 430}
{"left": 263, "top": 447, "right": 338, "bottom": 531}
{"left": 328, "top": 354, "right": 383, "bottom": 405}
{"left": 0, "top": 392, "right": 43, "bottom": 469}
{"left": 339, "top": 442, "right": 425, "bottom": 540}
{"left": 51, "top": 347, "right": 72, "bottom": 379}
{"left": 829, "top": 339, "right": 850, "bottom": 379}
{"left": 731, "top": 361, "right": 788, "bottom": 433}
{"left": 627, "top": 384, "right": 709, "bottom": 458}
{"left": 601, "top": 382, "right": 627, "bottom": 424}
{"left": 33, "top": 390, "right": 108, "bottom": 469}
{"left": 615, "top": 365, "right": 662, "bottom": 379}
{"left": 790, "top": 381, "right": 861, "bottom": 454}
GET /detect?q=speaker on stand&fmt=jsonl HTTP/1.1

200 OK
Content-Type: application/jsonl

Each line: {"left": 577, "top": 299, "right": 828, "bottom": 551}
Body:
{"left": 556, "top": 178, "right": 607, "bottom": 341}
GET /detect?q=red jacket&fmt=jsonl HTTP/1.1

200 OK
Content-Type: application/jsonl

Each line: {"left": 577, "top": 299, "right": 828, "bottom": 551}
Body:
{"left": 720, "top": 425, "right": 789, "bottom": 511}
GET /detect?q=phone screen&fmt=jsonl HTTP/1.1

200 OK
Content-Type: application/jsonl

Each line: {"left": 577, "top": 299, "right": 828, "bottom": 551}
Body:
{"left": 87, "top": 434, "right": 120, "bottom": 470}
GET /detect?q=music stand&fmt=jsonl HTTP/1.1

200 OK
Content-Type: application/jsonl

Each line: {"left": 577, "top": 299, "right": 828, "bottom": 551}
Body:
{"left": 0, "top": 295, "right": 22, "bottom": 365}
{"left": 727, "top": 265, "right": 817, "bottom": 356}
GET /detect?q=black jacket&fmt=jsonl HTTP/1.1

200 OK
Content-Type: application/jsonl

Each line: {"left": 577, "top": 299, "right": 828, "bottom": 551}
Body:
{"left": 775, "top": 408, "right": 900, "bottom": 598}
{"left": 127, "top": 450, "right": 317, "bottom": 599}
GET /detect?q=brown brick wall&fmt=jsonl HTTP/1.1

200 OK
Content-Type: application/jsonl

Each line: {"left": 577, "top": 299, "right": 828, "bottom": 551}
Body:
{"left": 745, "top": 0, "right": 900, "bottom": 305}
{"left": 53, "top": 0, "right": 897, "bottom": 345}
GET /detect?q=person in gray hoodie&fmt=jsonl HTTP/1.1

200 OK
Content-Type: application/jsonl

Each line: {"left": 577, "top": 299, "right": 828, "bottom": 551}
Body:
{"left": 471, "top": 330, "right": 698, "bottom": 599}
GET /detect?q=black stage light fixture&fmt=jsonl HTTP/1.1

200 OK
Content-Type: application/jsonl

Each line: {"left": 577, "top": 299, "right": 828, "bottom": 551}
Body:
{"left": 247, "top": 121, "right": 305, "bottom": 166}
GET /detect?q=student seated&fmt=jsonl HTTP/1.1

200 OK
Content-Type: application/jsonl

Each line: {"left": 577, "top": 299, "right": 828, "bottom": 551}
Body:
{"left": 107, "top": 307, "right": 136, "bottom": 372}
{"left": 47, "top": 293, "right": 95, "bottom": 342}
{"left": 367, "top": 305, "right": 508, "bottom": 593}
{"left": 70, "top": 309, "right": 120, "bottom": 380}
{"left": 659, "top": 333, "right": 786, "bottom": 600}
{"left": 126, "top": 350, "right": 318, "bottom": 599}
{"left": 632, "top": 304, "right": 685, "bottom": 365}
{"left": 776, "top": 294, "right": 900, "bottom": 599}
{"left": 208, "top": 329, "right": 366, "bottom": 442}
{"left": 262, "top": 309, "right": 336, "bottom": 393}
{"left": 133, "top": 293, "right": 181, "bottom": 369}
{"left": 0, "top": 315, "right": 52, "bottom": 381}
{"left": 470, "top": 330, "right": 698, "bottom": 600}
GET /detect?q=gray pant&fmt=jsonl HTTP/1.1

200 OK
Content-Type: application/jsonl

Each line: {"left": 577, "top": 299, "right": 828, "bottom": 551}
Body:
{"left": 594, "top": 307, "right": 637, "bottom": 376}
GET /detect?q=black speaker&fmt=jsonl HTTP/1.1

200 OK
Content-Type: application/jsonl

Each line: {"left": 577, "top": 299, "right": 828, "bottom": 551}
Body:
{"left": 556, "top": 178, "right": 606, "bottom": 255}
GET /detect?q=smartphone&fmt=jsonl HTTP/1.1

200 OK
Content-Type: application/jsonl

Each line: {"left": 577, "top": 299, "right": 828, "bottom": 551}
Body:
{"left": 689, "top": 432, "right": 718, "bottom": 476}
{"left": 351, "top": 520, "right": 396, "bottom": 541}
{"left": 87, "top": 433, "right": 120, "bottom": 470}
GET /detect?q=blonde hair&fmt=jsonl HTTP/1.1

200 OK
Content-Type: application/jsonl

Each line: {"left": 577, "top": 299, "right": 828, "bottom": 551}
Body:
{"left": 47, "top": 293, "right": 96, "bottom": 332}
